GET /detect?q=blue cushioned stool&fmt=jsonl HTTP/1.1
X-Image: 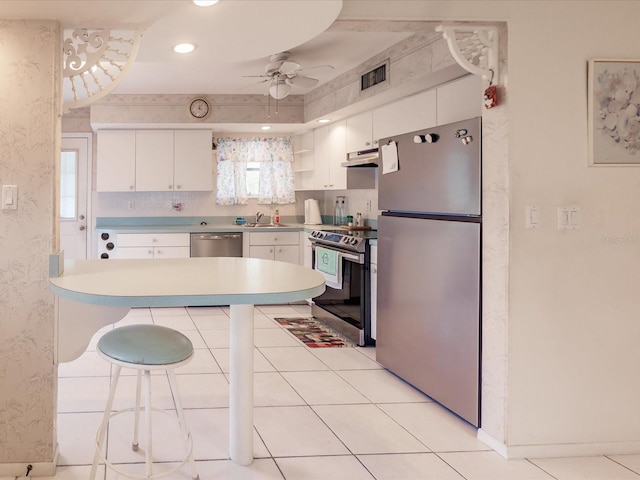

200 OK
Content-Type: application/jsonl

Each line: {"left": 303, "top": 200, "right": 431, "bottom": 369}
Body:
{"left": 89, "top": 324, "right": 199, "bottom": 480}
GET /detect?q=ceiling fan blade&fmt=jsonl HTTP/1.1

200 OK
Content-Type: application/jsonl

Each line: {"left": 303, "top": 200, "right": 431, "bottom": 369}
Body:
{"left": 237, "top": 78, "right": 270, "bottom": 91}
{"left": 288, "top": 75, "right": 319, "bottom": 88}
{"left": 279, "top": 60, "right": 301, "bottom": 75}
{"left": 296, "top": 64, "right": 335, "bottom": 75}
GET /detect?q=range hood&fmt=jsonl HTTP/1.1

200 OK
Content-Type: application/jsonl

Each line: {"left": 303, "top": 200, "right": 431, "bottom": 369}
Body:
{"left": 341, "top": 148, "right": 379, "bottom": 168}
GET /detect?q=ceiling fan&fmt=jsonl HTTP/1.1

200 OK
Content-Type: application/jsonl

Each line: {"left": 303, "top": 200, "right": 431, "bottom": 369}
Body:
{"left": 245, "top": 51, "right": 334, "bottom": 100}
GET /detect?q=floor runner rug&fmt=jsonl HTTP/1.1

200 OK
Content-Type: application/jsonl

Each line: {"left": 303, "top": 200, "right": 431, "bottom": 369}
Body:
{"left": 275, "top": 317, "right": 353, "bottom": 348}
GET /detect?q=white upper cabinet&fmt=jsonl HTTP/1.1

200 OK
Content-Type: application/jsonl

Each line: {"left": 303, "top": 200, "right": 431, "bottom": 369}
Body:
{"left": 96, "top": 129, "right": 213, "bottom": 192}
{"left": 313, "top": 126, "right": 330, "bottom": 189}
{"left": 436, "top": 75, "right": 483, "bottom": 125}
{"left": 373, "top": 89, "right": 437, "bottom": 141}
{"left": 135, "top": 130, "right": 174, "bottom": 192}
{"left": 346, "top": 111, "right": 374, "bottom": 152}
{"left": 313, "top": 121, "right": 347, "bottom": 190}
{"left": 174, "top": 130, "right": 213, "bottom": 191}
{"left": 96, "top": 130, "right": 136, "bottom": 192}
{"left": 328, "top": 120, "right": 347, "bottom": 190}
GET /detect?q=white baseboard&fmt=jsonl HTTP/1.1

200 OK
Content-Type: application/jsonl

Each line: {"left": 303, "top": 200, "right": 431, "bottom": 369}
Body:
{"left": 0, "top": 444, "right": 58, "bottom": 477}
{"left": 478, "top": 428, "right": 640, "bottom": 459}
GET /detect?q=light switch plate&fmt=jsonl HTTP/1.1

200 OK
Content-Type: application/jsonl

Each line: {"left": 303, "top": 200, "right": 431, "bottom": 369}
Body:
{"left": 557, "top": 205, "right": 579, "bottom": 230}
{"left": 2, "top": 185, "right": 17, "bottom": 210}
{"left": 525, "top": 205, "right": 539, "bottom": 229}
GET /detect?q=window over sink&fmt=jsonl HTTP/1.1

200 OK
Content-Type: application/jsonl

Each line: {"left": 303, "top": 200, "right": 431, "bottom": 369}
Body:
{"left": 216, "top": 137, "right": 295, "bottom": 205}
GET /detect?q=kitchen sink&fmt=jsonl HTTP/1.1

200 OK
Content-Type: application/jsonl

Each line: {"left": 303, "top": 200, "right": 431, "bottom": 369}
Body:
{"left": 242, "top": 223, "right": 288, "bottom": 228}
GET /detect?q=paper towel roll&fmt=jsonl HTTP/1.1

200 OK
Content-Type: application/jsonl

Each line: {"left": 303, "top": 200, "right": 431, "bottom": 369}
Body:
{"left": 304, "top": 199, "right": 322, "bottom": 225}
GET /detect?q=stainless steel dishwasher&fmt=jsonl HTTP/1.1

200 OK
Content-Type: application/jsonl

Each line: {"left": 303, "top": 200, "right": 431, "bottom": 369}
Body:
{"left": 190, "top": 233, "right": 243, "bottom": 257}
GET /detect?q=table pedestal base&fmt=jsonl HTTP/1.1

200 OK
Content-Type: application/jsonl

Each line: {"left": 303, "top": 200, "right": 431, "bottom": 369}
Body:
{"left": 228, "top": 303, "right": 255, "bottom": 465}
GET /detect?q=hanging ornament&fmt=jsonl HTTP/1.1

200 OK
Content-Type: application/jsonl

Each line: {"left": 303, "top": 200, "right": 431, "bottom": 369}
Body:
{"left": 484, "top": 85, "right": 498, "bottom": 109}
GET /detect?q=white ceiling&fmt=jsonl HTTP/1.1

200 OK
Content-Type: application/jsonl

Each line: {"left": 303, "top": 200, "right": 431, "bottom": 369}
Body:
{"left": 1, "top": 0, "right": 430, "bottom": 99}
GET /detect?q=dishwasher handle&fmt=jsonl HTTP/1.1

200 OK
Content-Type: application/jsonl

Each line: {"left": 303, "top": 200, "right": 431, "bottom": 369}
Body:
{"left": 196, "top": 234, "right": 241, "bottom": 240}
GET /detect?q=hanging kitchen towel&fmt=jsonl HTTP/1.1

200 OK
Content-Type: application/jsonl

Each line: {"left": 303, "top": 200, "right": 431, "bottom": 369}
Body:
{"left": 381, "top": 141, "right": 399, "bottom": 174}
{"left": 315, "top": 246, "right": 342, "bottom": 289}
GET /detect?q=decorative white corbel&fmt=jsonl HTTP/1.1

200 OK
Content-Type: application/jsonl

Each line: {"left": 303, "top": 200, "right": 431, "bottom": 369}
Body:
{"left": 62, "top": 28, "right": 144, "bottom": 113}
{"left": 436, "top": 25, "right": 499, "bottom": 84}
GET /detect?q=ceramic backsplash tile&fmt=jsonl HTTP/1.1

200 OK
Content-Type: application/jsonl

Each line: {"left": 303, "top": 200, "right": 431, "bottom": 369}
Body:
{"left": 0, "top": 19, "right": 59, "bottom": 464}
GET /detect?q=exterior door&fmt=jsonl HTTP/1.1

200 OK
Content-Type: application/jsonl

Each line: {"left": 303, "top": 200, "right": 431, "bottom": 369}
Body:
{"left": 60, "top": 135, "right": 90, "bottom": 260}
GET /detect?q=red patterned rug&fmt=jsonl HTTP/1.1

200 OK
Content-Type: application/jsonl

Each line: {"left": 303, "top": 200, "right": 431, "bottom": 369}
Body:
{"left": 275, "top": 317, "right": 353, "bottom": 348}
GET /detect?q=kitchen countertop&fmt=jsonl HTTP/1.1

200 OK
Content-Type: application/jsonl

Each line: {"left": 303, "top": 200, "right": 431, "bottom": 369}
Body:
{"left": 94, "top": 216, "right": 373, "bottom": 234}
{"left": 96, "top": 216, "right": 324, "bottom": 234}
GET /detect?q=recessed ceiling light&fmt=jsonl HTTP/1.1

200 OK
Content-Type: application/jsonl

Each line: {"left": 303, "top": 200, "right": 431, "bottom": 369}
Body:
{"left": 318, "top": 118, "right": 331, "bottom": 124}
{"left": 193, "top": 0, "right": 219, "bottom": 6}
{"left": 173, "top": 43, "right": 196, "bottom": 54}
{"left": 261, "top": 126, "right": 272, "bottom": 131}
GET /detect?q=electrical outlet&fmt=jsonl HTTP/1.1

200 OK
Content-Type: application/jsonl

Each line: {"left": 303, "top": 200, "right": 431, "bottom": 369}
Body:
{"left": 128, "top": 201, "right": 134, "bottom": 210}
{"left": 365, "top": 200, "right": 371, "bottom": 211}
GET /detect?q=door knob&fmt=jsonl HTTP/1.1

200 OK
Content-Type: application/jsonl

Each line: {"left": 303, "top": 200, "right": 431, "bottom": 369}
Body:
{"left": 79, "top": 225, "right": 86, "bottom": 231}
{"left": 79, "top": 214, "right": 85, "bottom": 220}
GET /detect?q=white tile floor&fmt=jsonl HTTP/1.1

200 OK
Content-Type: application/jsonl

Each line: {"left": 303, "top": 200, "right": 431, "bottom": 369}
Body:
{"left": 14, "top": 304, "right": 640, "bottom": 480}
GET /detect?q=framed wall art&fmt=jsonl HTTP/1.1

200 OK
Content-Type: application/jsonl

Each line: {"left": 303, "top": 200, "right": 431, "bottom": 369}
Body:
{"left": 588, "top": 59, "right": 640, "bottom": 166}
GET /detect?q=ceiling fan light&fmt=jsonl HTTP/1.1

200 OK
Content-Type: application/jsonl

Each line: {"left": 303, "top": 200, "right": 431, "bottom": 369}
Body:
{"left": 174, "top": 43, "right": 196, "bottom": 54}
{"left": 193, "top": 0, "right": 219, "bottom": 6}
{"left": 269, "top": 81, "right": 291, "bottom": 100}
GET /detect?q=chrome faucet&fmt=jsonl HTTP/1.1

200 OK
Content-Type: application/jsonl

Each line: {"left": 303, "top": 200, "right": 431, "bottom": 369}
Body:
{"left": 255, "top": 211, "right": 264, "bottom": 224}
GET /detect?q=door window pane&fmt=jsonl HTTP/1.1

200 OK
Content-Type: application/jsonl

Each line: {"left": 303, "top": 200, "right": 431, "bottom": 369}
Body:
{"left": 60, "top": 151, "right": 77, "bottom": 220}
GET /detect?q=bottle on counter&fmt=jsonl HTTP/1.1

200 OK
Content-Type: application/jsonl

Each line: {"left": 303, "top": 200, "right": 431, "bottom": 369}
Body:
{"left": 274, "top": 209, "right": 280, "bottom": 225}
{"left": 334, "top": 196, "right": 346, "bottom": 226}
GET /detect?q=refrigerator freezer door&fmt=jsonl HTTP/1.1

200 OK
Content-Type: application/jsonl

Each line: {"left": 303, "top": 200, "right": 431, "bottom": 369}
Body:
{"left": 376, "top": 214, "right": 480, "bottom": 426}
{"left": 378, "top": 117, "right": 481, "bottom": 216}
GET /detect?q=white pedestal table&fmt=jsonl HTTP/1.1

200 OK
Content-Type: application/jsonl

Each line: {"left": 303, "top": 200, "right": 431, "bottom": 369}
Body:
{"left": 49, "top": 257, "right": 325, "bottom": 466}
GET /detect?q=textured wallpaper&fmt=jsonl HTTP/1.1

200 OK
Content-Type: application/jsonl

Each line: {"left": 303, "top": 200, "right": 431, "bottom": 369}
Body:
{"left": 0, "top": 20, "right": 59, "bottom": 463}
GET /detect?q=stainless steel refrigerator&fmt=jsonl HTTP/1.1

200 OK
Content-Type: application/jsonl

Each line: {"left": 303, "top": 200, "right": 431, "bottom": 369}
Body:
{"left": 377, "top": 116, "right": 481, "bottom": 427}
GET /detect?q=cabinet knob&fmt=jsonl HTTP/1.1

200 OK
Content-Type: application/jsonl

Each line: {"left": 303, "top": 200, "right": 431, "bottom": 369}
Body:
{"left": 148, "top": 250, "right": 153, "bottom": 254}
{"left": 79, "top": 225, "right": 86, "bottom": 231}
{"left": 130, "top": 186, "right": 134, "bottom": 190}
{"left": 168, "top": 185, "right": 173, "bottom": 190}
{"left": 365, "top": 141, "right": 371, "bottom": 146}
{"left": 176, "top": 185, "right": 182, "bottom": 189}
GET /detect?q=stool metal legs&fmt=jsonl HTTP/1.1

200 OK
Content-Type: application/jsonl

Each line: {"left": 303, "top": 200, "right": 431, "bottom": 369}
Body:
{"left": 168, "top": 370, "right": 199, "bottom": 479}
{"left": 132, "top": 370, "right": 142, "bottom": 451}
{"left": 90, "top": 365, "right": 199, "bottom": 479}
{"left": 90, "top": 364, "right": 123, "bottom": 480}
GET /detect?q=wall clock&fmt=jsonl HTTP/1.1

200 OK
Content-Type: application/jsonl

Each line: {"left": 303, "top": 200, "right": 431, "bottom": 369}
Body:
{"left": 189, "top": 97, "right": 210, "bottom": 120}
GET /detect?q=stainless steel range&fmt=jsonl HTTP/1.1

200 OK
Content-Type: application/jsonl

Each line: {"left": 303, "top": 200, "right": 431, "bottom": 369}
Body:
{"left": 308, "top": 228, "right": 377, "bottom": 346}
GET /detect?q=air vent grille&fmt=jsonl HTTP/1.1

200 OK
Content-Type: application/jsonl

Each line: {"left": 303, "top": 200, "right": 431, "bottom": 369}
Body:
{"left": 361, "top": 63, "right": 387, "bottom": 91}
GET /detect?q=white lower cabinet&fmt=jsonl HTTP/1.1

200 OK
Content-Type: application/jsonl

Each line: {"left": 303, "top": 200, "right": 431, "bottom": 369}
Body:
{"left": 248, "top": 231, "right": 300, "bottom": 264}
{"left": 301, "top": 231, "right": 312, "bottom": 268}
{"left": 113, "top": 233, "right": 190, "bottom": 259}
{"left": 370, "top": 245, "right": 377, "bottom": 340}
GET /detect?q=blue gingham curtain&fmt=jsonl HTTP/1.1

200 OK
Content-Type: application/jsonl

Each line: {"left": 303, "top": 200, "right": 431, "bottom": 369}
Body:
{"left": 215, "top": 137, "right": 295, "bottom": 205}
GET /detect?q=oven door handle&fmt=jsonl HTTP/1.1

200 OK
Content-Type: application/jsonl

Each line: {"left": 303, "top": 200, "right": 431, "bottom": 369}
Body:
{"left": 338, "top": 251, "right": 361, "bottom": 263}
{"left": 311, "top": 243, "right": 364, "bottom": 264}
